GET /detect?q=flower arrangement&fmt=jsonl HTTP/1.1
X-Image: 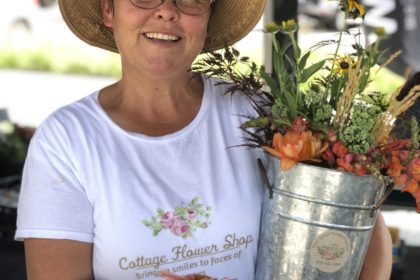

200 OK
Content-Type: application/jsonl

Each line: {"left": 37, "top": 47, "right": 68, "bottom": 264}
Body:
{"left": 192, "top": 0, "right": 420, "bottom": 212}
{"left": 143, "top": 197, "right": 211, "bottom": 238}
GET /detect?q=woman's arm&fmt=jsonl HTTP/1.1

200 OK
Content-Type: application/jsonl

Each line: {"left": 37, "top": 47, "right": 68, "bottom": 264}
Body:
{"left": 24, "top": 238, "right": 93, "bottom": 280}
{"left": 359, "top": 212, "right": 392, "bottom": 280}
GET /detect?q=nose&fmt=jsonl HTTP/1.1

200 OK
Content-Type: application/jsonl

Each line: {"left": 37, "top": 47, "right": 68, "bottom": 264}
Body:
{"left": 154, "top": 0, "right": 180, "bottom": 21}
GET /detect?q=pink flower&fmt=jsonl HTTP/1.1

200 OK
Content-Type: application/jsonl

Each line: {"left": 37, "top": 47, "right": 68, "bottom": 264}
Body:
{"left": 170, "top": 218, "right": 190, "bottom": 236}
{"left": 327, "top": 130, "right": 337, "bottom": 142}
{"left": 291, "top": 116, "right": 310, "bottom": 133}
{"left": 187, "top": 209, "right": 197, "bottom": 220}
{"left": 322, "top": 147, "right": 336, "bottom": 167}
{"left": 160, "top": 212, "right": 177, "bottom": 229}
{"left": 396, "top": 150, "right": 411, "bottom": 162}
{"left": 336, "top": 152, "right": 355, "bottom": 173}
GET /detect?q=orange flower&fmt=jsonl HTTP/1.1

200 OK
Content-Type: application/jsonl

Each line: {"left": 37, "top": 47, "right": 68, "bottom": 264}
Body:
{"left": 392, "top": 157, "right": 420, "bottom": 212}
{"left": 263, "top": 131, "right": 327, "bottom": 171}
{"left": 393, "top": 174, "right": 410, "bottom": 189}
{"left": 387, "top": 155, "right": 405, "bottom": 178}
{"left": 399, "top": 177, "right": 420, "bottom": 212}
{"left": 354, "top": 163, "right": 369, "bottom": 176}
{"left": 332, "top": 141, "right": 349, "bottom": 158}
{"left": 402, "top": 179, "right": 418, "bottom": 193}
{"left": 408, "top": 158, "right": 420, "bottom": 181}
{"left": 337, "top": 158, "right": 354, "bottom": 173}
{"left": 382, "top": 139, "right": 411, "bottom": 153}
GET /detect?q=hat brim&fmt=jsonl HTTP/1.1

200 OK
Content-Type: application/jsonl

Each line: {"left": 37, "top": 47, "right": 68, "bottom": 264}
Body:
{"left": 58, "top": 0, "right": 266, "bottom": 53}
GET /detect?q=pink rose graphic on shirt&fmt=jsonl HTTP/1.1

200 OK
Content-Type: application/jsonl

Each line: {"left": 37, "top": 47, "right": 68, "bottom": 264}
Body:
{"left": 143, "top": 197, "right": 211, "bottom": 238}
{"left": 160, "top": 211, "right": 177, "bottom": 229}
{"left": 170, "top": 218, "right": 190, "bottom": 236}
{"left": 187, "top": 208, "right": 197, "bottom": 220}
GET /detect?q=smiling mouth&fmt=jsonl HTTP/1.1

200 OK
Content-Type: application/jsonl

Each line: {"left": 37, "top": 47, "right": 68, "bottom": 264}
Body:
{"left": 144, "top": 33, "right": 180, "bottom": 42}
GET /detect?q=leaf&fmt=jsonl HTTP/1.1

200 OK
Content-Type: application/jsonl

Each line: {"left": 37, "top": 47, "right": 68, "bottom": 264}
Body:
{"left": 191, "top": 196, "right": 200, "bottom": 206}
{"left": 285, "top": 54, "right": 298, "bottom": 75}
{"left": 157, "top": 208, "right": 165, "bottom": 216}
{"left": 358, "top": 71, "right": 370, "bottom": 93}
{"left": 301, "top": 60, "right": 326, "bottom": 84}
{"left": 142, "top": 220, "right": 152, "bottom": 227}
{"left": 175, "top": 207, "right": 187, "bottom": 217}
{"left": 330, "top": 78, "right": 344, "bottom": 108}
{"left": 153, "top": 223, "right": 162, "bottom": 232}
{"left": 259, "top": 68, "right": 280, "bottom": 98}
{"left": 299, "top": 51, "right": 311, "bottom": 70}
{"left": 273, "top": 51, "right": 285, "bottom": 84}
{"left": 295, "top": 46, "right": 302, "bottom": 61}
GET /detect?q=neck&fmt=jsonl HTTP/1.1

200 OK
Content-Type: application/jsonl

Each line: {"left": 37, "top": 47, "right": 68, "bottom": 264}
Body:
{"left": 98, "top": 71, "right": 204, "bottom": 136}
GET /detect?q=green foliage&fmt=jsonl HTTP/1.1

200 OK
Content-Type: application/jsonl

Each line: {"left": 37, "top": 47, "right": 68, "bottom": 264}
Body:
{"left": 0, "top": 44, "right": 121, "bottom": 77}
{"left": 0, "top": 123, "right": 28, "bottom": 162}
{"left": 314, "top": 104, "right": 333, "bottom": 125}
{"left": 340, "top": 104, "right": 382, "bottom": 154}
{"left": 192, "top": 17, "right": 408, "bottom": 152}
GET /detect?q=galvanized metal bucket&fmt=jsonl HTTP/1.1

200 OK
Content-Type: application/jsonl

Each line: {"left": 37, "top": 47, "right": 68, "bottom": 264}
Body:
{"left": 255, "top": 159, "right": 390, "bottom": 280}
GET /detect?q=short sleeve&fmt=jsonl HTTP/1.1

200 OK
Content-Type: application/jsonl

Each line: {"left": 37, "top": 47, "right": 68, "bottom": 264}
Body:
{"left": 15, "top": 118, "right": 94, "bottom": 243}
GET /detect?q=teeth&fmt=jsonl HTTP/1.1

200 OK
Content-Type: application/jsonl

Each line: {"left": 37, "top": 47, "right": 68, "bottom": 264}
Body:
{"left": 145, "top": 33, "right": 179, "bottom": 41}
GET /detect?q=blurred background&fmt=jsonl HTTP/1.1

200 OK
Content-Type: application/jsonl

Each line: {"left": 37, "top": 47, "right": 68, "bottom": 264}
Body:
{"left": 0, "top": 0, "right": 419, "bottom": 279}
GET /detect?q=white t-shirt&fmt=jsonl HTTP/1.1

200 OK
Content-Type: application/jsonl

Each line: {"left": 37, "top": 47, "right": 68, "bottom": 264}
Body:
{"left": 15, "top": 76, "right": 265, "bottom": 280}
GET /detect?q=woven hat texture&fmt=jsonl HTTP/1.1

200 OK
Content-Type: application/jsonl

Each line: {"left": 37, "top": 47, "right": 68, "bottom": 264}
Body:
{"left": 58, "top": 0, "right": 266, "bottom": 53}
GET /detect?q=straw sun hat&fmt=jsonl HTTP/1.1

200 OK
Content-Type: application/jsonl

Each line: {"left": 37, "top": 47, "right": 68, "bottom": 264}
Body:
{"left": 58, "top": 0, "right": 267, "bottom": 53}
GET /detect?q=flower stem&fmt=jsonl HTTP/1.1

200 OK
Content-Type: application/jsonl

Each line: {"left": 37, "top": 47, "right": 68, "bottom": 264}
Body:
{"left": 324, "top": 30, "right": 344, "bottom": 98}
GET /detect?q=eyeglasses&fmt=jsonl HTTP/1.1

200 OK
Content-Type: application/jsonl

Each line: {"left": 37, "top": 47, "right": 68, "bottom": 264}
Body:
{"left": 129, "top": 0, "right": 213, "bottom": 15}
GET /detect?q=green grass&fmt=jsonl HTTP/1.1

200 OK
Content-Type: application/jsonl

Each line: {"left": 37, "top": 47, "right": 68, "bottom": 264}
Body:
{"left": 0, "top": 38, "right": 405, "bottom": 94}
{"left": 368, "top": 67, "right": 405, "bottom": 94}
{"left": 0, "top": 41, "right": 121, "bottom": 77}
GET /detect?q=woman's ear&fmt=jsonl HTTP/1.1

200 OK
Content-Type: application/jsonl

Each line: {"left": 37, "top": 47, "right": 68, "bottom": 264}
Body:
{"left": 101, "top": 0, "right": 113, "bottom": 28}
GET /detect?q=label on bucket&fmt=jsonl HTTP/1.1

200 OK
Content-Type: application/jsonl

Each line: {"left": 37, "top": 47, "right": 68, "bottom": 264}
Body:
{"left": 310, "top": 230, "right": 350, "bottom": 273}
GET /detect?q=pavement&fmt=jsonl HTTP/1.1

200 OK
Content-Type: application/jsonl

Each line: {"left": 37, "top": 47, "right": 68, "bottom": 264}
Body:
{"left": 0, "top": 70, "right": 117, "bottom": 127}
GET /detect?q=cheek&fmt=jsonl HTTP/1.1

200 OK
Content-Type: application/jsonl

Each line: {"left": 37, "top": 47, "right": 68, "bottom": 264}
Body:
{"left": 190, "top": 17, "right": 210, "bottom": 45}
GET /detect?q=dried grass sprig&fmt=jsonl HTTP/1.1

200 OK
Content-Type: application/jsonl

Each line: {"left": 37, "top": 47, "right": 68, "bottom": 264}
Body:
{"left": 332, "top": 58, "right": 365, "bottom": 131}
{"left": 372, "top": 84, "right": 420, "bottom": 143}
{"left": 374, "top": 50, "right": 401, "bottom": 75}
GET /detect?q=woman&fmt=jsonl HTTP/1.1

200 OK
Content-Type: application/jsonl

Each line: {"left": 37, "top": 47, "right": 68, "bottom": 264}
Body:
{"left": 15, "top": 0, "right": 391, "bottom": 279}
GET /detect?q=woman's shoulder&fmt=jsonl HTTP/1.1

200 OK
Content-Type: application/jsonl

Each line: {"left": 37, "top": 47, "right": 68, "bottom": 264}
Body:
{"left": 32, "top": 92, "right": 101, "bottom": 141}
{"left": 203, "top": 76, "right": 240, "bottom": 94}
{"left": 203, "top": 75, "right": 255, "bottom": 115}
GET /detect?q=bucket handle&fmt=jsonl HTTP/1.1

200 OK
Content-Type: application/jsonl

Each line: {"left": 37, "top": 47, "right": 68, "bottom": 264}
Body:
{"left": 370, "top": 181, "right": 395, "bottom": 217}
{"left": 257, "top": 158, "right": 396, "bottom": 212}
{"left": 257, "top": 158, "right": 274, "bottom": 199}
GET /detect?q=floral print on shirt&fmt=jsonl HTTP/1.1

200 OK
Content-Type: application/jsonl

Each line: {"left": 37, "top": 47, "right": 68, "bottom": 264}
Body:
{"left": 143, "top": 197, "right": 211, "bottom": 238}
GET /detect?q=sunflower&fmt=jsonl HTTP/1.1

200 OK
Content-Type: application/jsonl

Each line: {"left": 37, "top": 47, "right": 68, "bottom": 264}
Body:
{"left": 333, "top": 55, "right": 356, "bottom": 75}
{"left": 340, "top": 0, "right": 365, "bottom": 19}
